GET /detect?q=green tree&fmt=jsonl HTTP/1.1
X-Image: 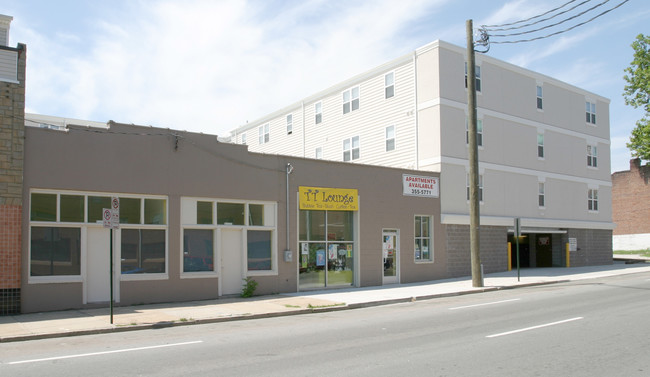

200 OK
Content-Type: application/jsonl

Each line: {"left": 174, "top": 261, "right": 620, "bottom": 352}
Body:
{"left": 623, "top": 34, "right": 650, "bottom": 163}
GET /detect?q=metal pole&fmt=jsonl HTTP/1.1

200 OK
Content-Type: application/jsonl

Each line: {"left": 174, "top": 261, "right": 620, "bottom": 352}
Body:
{"left": 466, "top": 19, "right": 483, "bottom": 287}
{"left": 110, "top": 228, "right": 114, "bottom": 324}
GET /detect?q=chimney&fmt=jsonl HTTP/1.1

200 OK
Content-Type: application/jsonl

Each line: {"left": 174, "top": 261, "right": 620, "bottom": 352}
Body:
{"left": 0, "top": 15, "right": 12, "bottom": 47}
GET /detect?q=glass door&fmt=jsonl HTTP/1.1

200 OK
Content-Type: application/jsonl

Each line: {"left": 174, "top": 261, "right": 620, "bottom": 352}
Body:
{"left": 382, "top": 229, "right": 399, "bottom": 284}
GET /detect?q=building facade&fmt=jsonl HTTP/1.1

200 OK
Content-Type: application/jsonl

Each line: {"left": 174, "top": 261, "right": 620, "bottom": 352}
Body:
{"left": 0, "top": 14, "right": 25, "bottom": 315}
{"left": 20, "top": 121, "right": 444, "bottom": 313}
{"left": 612, "top": 158, "right": 650, "bottom": 250}
{"left": 230, "top": 40, "right": 614, "bottom": 270}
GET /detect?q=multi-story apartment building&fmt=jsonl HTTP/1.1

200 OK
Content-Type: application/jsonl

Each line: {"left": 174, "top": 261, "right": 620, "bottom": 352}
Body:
{"left": 230, "top": 40, "right": 614, "bottom": 271}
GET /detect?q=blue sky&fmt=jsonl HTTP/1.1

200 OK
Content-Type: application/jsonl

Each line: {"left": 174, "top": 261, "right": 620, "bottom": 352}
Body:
{"left": 3, "top": 0, "right": 648, "bottom": 173}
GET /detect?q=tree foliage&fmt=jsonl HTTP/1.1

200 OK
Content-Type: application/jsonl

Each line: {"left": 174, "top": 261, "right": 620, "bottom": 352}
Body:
{"left": 623, "top": 34, "right": 650, "bottom": 162}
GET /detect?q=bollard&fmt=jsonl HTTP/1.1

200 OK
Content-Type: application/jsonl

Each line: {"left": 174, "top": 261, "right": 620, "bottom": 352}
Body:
{"left": 566, "top": 242, "right": 570, "bottom": 268}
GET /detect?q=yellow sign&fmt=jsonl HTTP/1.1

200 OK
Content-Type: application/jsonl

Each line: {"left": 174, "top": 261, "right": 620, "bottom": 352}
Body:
{"left": 299, "top": 186, "right": 359, "bottom": 211}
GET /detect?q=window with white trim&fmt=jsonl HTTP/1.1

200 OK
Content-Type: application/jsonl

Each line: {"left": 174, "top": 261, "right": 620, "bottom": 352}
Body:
{"left": 315, "top": 102, "right": 322, "bottom": 124}
{"left": 258, "top": 123, "right": 269, "bottom": 144}
{"left": 315, "top": 147, "right": 322, "bottom": 159}
{"left": 586, "top": 101, "right": 596, "bottom": 124}
{"left": 342, "top": 86, "right": 360, "bottom": 114}
{"left": 343, "top": 136, "right": 360, "bottom": 161}
{"left": 587, "top": 144, "right": 598, "bottom": 167}
{"left": 414, "top": 215, "right": 432, "bottom": 261}
{"left": 466, "top": 118, "right": 483, "bottom": 147}
{"left": 286, "top": 114, "right": 293, "bottom": 135}
{"left": 466, "top": 174, "right": 483, "bottom": 202}
{"left": 538, "top": 182, "right": 545, "bottom": 207}
{"left": 536, "top": 85, "right": 543, "bottom": 110}
{"left": 385, "top": 125, "right": 395, "bottom": 152}
{"left": 465, "top": 62, "right": 481, "bottom": 92}
{"left": 385, "top": 72, "right": 395, "bottom": 99}
{"left": 241, "top": 133, "right": 246, "bottom": 145}
{"left": 588, "top": 189, "right": 598, "bottom": 211}
{"left": 537, "top": 133, "right": 544, "bottom": 158}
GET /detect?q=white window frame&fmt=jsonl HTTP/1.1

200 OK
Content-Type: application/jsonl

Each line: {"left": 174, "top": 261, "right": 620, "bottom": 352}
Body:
{"left": 465, "top": 62, "right": 481, "bottom": 93}
{"left": 588, "top": 189, "right": 599, "bottom": 212}
{"left": 315, "top": 102, "right": 322, "bottom": 124}
{"left": 466, "top": 174, "right": 484, "bottom": 203}
{"left": 414, "top": 215, "right": 433, "bottom": 262}
{"left": 536, "top": 85, "right": 543, "bottom": 110}
{"left": 286, "top": 114, "right": 293, "bottom": 135}
{"left": 466, "top": 118, "right": 483, "bottom": 147}
{"left": 587, "top": 144, "right": 598, "bottom": 168}
{"left": 586, "top": 101, "right": 596, "bottom": 124}
{"left": 315, "top": 147, "right": 322, "bottom": 159}
{"left": 258, "top": 123, "right": 270, "bottom": 144}
{"left": 385, "top": 72, "right": 395, "bottom": 99}
{"left": 342, "top": 86, "right": 360, "bottom": 114}
{"left": 241, "top": 133, "right": 246, "bottom": 145}
{"left": 537, "top": 133, "right": 544, "bottom": 159}
{"left": 538, "top": 182, "right": 545, "bottom": 208}
{"left": 385, "top": 125, "right": 395, "bottom": 152}
{"left": 180, "top": 197, "right": 278, "bottom": 278}
{"left": 343, "top": 136, "right": 360, "bottom": 161}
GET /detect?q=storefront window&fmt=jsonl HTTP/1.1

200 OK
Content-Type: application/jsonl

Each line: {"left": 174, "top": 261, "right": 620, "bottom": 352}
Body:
{"left": 30, "top": 227, "right": 81, "bottom": 276}
{"left": 299, "top": 210, "right": 354, "bottom": 289}
{"left": 415, "top": 215, "right": 432, "bottom": 261}
{"left": 60, "top": 195, "right": 84, "bottom": 223}
{"left": 121, "top": 229, "right": 166, "bottom": 273}
{"left": 88, "top": 196, "right": 110, "bottom": 223}
{"left": 31, "top": 193, "right": 56, "bottom": 221}
{"left": 144, "top": 198, "right": 166, "bottom": 224}
{"left": 217, "top": 202, "right": 245, "bottom": 225}
{"left": 120, "top": 198, "right": 141, "bottom": 224}
{"left": 183, "top": 229, "right": 213, "bottom": 272}
{"left": 247, "top": 230, "right": 272, "bottom": 270}
{"left": 197, "top": 201, "right": 213, "bottom": 224}
{"left": 249, "top": 204, "right": 264, "bottom": 226}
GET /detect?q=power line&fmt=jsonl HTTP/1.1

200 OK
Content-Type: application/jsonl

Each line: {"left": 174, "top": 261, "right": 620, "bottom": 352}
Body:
{"left": 481, "top": 0, "right": 578, "bottom": 29}
{"left": 487, "top": 0, "right": 612, "bottom": 38}
{"left": 483, "top": 0, "right": 592, "bottom": 32}
{"left": 479, "top": 0, "right": 629, "bottom": 46}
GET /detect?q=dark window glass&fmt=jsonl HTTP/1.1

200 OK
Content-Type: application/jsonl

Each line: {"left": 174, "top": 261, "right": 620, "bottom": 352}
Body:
{"left": 60, "top": 195, "right": 84, "bottom": 222}
{"left": 197, "top": 201, "right": 213, "bottom": 225}
{"left": 31, "top": 193, "right": 56, "bottom": 221}
{"left": 121, "top": 229, "right": 165, "bottom": 274}
{"left": 299, "top": 210, "right": 325, "bottom": 241}
{"left": 30, "top": 227, "right": 81, "bottom": 276}
{"left": 249, "top": 204, "right": 264, "bottom": 226}
{"left": 247, "top": 230, "right": 272, "bottom": 270}
{"left": 144, "top": 199, "right": 166, "bottom": 224}
{"left": 183, "top": 229, "right": 213, "bottom": 272}
{"left": 88, "top": 196, "right": 111, "bottom": 223}
{"left": 119, "top": 198, "right": 141, "bottom": 224}
{"left": 217, "top": 203, "right": 245, "bottom": 225}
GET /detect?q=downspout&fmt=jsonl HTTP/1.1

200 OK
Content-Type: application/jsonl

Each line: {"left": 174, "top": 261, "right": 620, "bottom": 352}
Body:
{"left": 286, "top": 163, "right": 294, "bottom": 255}
{"left": 413, "top": 50, "right": 420, "bottom": 169}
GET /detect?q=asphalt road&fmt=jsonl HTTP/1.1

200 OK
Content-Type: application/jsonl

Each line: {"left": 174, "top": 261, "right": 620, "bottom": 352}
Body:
{"left": 2, "top": 272, "right": 649, "bottom": 377}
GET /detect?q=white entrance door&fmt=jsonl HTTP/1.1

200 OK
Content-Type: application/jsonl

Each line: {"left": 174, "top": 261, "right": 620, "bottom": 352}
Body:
{"left": 220, "top": 229, "right": 243, "bottom": 296}
{"left": 86, "top": 228, "right": 112, "bottom": 303}
{"left": 382, "top": 229, "right": 399, "bottom": 285}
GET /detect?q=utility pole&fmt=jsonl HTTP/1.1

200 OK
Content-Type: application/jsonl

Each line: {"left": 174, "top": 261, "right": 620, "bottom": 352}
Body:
{"left": 466, "top": 19, "right": 483, "bottom": 287}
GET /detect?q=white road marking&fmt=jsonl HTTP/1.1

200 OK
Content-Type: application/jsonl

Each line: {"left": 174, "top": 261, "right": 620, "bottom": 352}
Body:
{"left": 449, "top": 298, "right": 520, "bottom": 310}
{"left": 486, "top": 317, "right": 584, "bottom": 338}
{"left": 8, "top": 340, "right": 203, "bottom": 365}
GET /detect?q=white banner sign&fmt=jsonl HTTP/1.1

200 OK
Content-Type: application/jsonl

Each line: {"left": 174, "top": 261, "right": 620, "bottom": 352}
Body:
{"left": 402, "top": 174, "right": 439, "bottom": 198}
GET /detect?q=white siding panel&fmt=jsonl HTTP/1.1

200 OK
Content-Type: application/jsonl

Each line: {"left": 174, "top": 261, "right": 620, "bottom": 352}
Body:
{"left": 0, "top": 49, "right": 17, "bottom": 82}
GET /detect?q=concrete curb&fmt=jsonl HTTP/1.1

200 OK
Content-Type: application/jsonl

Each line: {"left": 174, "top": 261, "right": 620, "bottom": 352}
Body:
{"left": 0, "top": 279, "right": 570, "bottom": 343}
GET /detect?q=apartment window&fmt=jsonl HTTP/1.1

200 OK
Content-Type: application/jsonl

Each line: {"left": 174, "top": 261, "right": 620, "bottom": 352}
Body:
{"left": 343, "top": 86, "right": 360, "bottom": 114}
{"left": 587, "top": 145, "right": 598, "bottom": 167}
{"left": 414, "top": 215, "right": 432, "bottom": 261}
{"left": 385, "top": 126, "right": 395, "bottom": 151}
{"left": 538, "top": 182, "right": 545, "bottom": 207}
{"left": 466, "top": 174, "right": 484, "bottom": 202}
{"left": 466, "top": 119, "right": 483, "bottom": 147}
{"left": 315, "top": 147, "right": 322, "bottom": 159}
{"left": 241, "top": 133, "right": 247, "bottom": 145}
{"left": 343, "top": 136, "right": 360, "bottom": 161}
{"left": 286, "top": 114, "right": 293, "bottom": 135}
{"left": 537, "top": 134, "right": 544, "bottom": 158}
{"left": 258, "top": 123, "right": 270, "bottom": 144}
{"left": 586, "top": 101, "right": 596, "bottom": 124}
{"left": 588, "top": 189, "right": 599, "bottom": 211}
{"left": 385, "top": 72, "right": 395, "bottom": 99}
{"left": 465, "top": 62, "right": 481, "bottom": 92}
{"left": 315, "top": 102, "right": 322, "bottom": 124}
{"left": 536, "top": 85, "right": 543, "bottom": 110}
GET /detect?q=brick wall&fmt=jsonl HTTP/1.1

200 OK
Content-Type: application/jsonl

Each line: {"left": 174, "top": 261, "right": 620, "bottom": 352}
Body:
{"left": 612, "top": 158, "right": 650, "bottom": 235}
{"left": 0, "top": 43, "right": 25, "bottom": 315}
{"left": 444, "top": 224, "right": 508, "bottom": 278}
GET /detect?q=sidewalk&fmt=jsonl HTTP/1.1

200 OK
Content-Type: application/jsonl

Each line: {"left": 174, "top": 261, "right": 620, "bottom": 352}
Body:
{"left": 2, "top": 260, "right": 649, "bottom": 343}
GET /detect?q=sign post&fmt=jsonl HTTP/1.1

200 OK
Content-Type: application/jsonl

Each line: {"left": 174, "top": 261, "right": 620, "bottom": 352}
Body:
{"left": 103, "top": 197, "right": 119, "bottom": 324}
